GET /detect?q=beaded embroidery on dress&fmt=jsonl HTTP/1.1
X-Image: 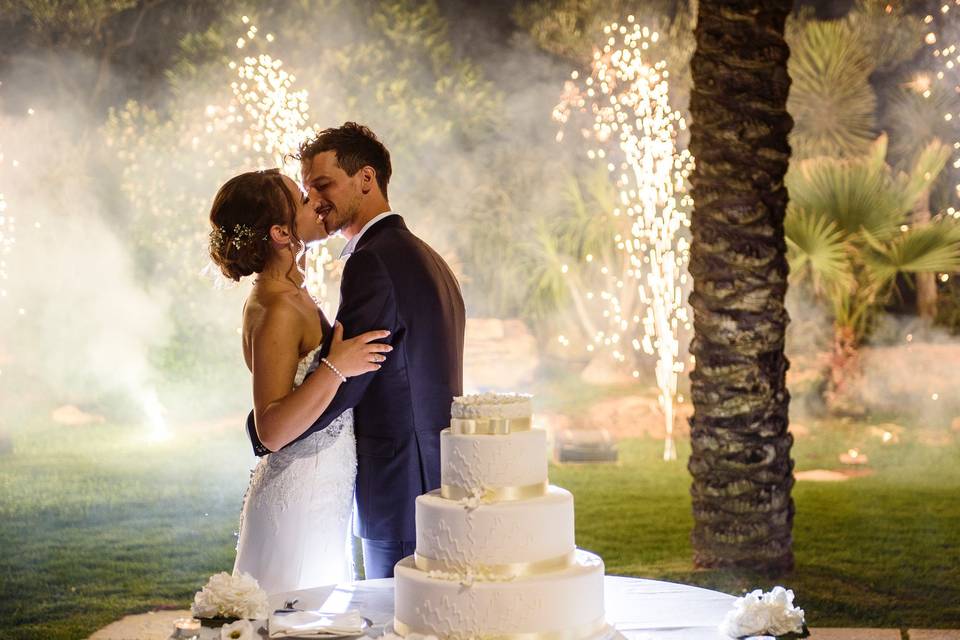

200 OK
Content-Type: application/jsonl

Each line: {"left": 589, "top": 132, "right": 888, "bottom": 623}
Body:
{"left": 233, "top": 345, "right": 357, "bottom": 595}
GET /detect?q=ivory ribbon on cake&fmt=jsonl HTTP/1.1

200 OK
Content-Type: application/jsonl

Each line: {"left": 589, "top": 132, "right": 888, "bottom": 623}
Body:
{"left": 392, "top": 616, "right": 609, "bottom": 640}
{"left": 414, "top": 549, "right": 576, "bottom": 579}
{"left": 450, "top": 416, "right": 531, "bottom": 435}
{"left": 440, "top": 480, "right": 548, "bottom": 502}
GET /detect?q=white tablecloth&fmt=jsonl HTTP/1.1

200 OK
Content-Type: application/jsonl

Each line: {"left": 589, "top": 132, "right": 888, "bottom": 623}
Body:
{"left": 190, "top": 576, "right": 736, "bottom": 639}
{"left": 182, "top": 576, "right": 735, "bottom": 640}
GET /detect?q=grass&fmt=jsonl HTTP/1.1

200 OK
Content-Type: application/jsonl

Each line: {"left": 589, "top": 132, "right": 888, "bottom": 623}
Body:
{"left": 1, "top": 403, "right": 958, "bottom": 638}
{"left": 553, "top": 434, "right": 960, "bottom": 630}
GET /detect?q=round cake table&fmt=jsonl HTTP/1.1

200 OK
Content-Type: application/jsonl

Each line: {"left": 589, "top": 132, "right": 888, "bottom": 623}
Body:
{"left": 179, "top": 576, "right": 736, "bottom": 639}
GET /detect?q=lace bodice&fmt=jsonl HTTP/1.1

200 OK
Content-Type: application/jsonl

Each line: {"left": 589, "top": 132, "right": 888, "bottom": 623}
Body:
{"left": 295, "top": 344, "right": 324, "bottom": 387}
{"left": 260, "top": 344, "right": 353, "bottom": 467}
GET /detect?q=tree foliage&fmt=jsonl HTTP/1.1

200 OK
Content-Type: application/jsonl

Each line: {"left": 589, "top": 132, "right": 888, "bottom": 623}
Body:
{"left": 0, "top": 0, "right": 236, "bottom": 114}
{"left": 786, "top": 1, "right": 923, "bottom": 161}
{"left": 785, "top": 134, "right": 960, "bottom": 341}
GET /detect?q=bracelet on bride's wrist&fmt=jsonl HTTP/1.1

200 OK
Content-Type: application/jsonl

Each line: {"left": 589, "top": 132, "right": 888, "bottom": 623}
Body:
{"left": 320, "top": 357, "right": 347, "bottom": 383}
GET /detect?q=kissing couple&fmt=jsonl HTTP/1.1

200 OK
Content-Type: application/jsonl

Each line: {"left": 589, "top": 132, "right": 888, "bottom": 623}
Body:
{"left": 207, "top": 122, "right": 465, "bottom": 594}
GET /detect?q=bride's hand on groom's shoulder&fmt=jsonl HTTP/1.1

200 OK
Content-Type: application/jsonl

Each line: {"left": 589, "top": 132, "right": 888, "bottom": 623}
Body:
{"left": 326, "top": 322, "right": 392, "bottom": 378}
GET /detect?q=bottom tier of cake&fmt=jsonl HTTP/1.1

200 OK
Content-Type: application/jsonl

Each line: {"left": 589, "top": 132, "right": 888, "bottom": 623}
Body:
{"left": 393, "top": 549, "right": 607, "bottom": 639}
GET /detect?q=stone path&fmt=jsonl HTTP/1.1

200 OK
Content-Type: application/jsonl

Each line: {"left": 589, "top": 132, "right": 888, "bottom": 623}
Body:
{"left": 87, "top": 612, "right": 960, "bottom": 640}
{"left": 807, "top": 630, "right": 901, "bottom": 639}
{"left": 88, "top": 609, "right": 191, "bottom": 640}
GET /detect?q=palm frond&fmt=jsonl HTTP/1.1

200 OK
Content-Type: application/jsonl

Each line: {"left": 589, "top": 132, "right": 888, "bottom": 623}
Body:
{"left": 784, "top": 207, "right": 854, "bottom": 294}
{"left": 900, "top": 138, "right": 951, "bottom": 204}
{"left": 786, "top": 136, "right": 911, "bottom": 240}
{"left": 787, "top": 19, "right": 877, "bottom": 159}
{"left": 555, "top": 165, "right": 620, "bottom": 261}
{"left": 845, "top": 0, "right": 924, "bottom": 74}
{"left": 863, "top": 220, "right": 960, "bottom": 283}
{"left": 883, "top": 85, "right": 959, "bottom": 168}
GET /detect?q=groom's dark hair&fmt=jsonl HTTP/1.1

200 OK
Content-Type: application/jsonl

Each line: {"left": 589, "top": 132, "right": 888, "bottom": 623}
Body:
{"left": 296, "top": 122, "right": 392, "bottom": 199}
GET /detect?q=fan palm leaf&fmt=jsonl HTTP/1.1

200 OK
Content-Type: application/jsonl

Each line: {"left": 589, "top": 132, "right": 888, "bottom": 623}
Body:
{"left": 883, "top": 85, "right": 958, "bottom": 167}
{"left": 784, "top": 208, "right": 853, "bottom": 294}
{"left": 844, "top": 0, "right": 923, "bottom": 74}
{"left": 521, "top": 221, "right": 571, "bottom": 319}
{"left": 786, "top": 136, "right": 904, "bottom": 239}
{"left": 787, "top": 19, "right": 876, "bottom": 159}
{"left": 863, "top": 221, "right": 960, "bottom": 283}
{"left": 899, "top": 137, "right": 951, "bottom": 205}
{"left": 786, "top": 135, "right": 947, "bottom": 241}
{"left": 785, "top": 135, "right": 953, "bottom": 343}
{"left": 554, "top": 165, "right": 620, "bottom": 261}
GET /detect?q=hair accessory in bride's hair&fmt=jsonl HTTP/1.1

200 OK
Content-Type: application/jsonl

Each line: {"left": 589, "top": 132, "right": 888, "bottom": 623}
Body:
{"left": 210, "top": 223, "right": 266, "bottom": 252}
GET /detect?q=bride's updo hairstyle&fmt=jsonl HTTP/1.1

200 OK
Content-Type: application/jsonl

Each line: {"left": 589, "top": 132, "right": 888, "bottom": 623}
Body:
{"left": 208, "top": 169, "right": 300, "bottom": 281}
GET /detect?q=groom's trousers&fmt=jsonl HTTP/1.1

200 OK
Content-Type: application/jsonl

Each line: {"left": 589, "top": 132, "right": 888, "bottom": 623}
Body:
{"left": 361, "top": 538, "right": 416, "bottom": 579}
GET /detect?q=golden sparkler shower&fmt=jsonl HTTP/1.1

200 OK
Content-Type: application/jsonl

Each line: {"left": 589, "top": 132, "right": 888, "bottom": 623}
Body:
{"left": 927, "top": 0, "right": 960, "bottom": 220}
{"left": 554, "top": 17, "right": 694, "bottom": 460}
{"left": 228, "top": 17, "right": 335, "bottom": 309}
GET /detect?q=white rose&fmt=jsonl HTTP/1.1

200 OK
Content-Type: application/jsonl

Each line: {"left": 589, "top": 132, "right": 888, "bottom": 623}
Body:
{"left": 719, "top": 587, "right": 805, "bottom": 638}
{"left": 763, "top": 587, "right": 805, "bottom": 636}
{"left": 719, "top": 590, "right": 771, "bottom": 638}
{"left": 192, "top": 589, "right": 219, "bottom": 618}
{"left": 191, "top": 571, "right": 269, "bottom": 619}
{"left": 220, "top": 619, "right": 254, "bottom": 640}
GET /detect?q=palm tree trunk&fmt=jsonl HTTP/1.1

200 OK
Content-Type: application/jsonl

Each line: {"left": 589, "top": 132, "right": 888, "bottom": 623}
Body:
{"left": 824, "top": 323, "right": 863, "bottom": 415}
{"left": 687, "top": 0, "right": 795, "bottom": 572}
{"left": 912, "top": 186, "right": 938, "bottom": 319}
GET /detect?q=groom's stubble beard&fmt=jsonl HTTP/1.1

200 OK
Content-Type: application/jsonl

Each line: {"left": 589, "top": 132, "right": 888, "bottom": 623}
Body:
{"left": 326, "top": 190, "right": 363, "bottom": 236}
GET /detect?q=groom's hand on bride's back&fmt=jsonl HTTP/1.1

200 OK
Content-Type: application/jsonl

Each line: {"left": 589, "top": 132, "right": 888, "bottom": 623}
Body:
{"left": 326, "top": 321, "right": 392, "bottom": 378}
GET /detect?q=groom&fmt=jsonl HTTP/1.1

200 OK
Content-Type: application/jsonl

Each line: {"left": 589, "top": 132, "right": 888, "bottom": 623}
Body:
{"left": 286, "top": 122, "right": 463, "bottom": 578}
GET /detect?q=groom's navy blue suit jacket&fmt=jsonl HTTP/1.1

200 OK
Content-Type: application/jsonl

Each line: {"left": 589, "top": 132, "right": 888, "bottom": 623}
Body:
{"left": 246, "top": 215, "right": 465, "bottom": 542}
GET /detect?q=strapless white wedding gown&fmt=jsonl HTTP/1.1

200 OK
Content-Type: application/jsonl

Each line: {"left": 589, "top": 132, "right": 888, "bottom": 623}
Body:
{"left": 233, "top": 346, "right": 357, "bottom": 595}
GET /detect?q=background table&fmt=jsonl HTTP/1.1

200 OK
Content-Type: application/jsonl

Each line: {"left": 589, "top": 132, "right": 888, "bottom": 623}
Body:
{"left": 183, "top": 576, "right": 736, "bottom": 639}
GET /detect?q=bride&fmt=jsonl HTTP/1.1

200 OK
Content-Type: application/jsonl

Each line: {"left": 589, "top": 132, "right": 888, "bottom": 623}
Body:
{"left": 207, "top": 168, "right": 392, "bottom": 594}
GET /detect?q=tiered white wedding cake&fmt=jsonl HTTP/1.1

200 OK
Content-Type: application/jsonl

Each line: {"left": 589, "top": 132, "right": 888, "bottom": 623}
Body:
{"left": 393, "top": 393, "right": 611, "bottom": 639}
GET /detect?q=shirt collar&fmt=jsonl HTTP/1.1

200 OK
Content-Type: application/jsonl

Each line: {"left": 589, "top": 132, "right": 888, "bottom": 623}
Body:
{"left": 339, "top": 211, "right": 397, "bottom": 259}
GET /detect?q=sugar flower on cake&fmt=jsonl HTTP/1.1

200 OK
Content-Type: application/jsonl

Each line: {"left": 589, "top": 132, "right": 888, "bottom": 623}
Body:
{"left": 719, "top": 586, "right": 806, "bottom": 638}
{"left": 191, "top": 571, "right": 269, "bottom": 619}
{"left": 457, "top": 488, "right": 483, "bottom": 511}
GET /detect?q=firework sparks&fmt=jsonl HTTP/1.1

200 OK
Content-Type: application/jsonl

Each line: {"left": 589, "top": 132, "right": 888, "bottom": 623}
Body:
{"left": 925, "top": 1, "right": 960, "bottom": 219}
{"left": 225, "top": 23, "right": 334, "bottom": 309}
{"left": 108, "top": 16, "right": 336, "bottom": 310}
{"left": 555, "top": 19, "right": 694, "bottom": 460}
{"left": 101, "top": 18, "right": 340, "bottom": 438}
{"left": 229, "top": 49, "right": 312, "bottom": 172}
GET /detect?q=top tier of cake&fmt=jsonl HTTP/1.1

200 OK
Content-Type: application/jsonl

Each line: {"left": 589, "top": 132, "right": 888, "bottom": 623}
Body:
{"left": 444, "top": 393, "right": 543, "bottom": 500}
{"left": 451, "top": 392, "right": 532, "bottom": 420}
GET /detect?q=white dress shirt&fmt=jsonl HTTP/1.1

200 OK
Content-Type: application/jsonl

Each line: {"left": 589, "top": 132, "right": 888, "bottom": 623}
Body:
{"left": 339, "top": 211, "right": 398, "bottom": 259}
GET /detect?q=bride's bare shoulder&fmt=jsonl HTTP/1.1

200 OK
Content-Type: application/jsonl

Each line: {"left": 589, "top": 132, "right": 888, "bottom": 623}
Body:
{"left": 241, "top": 290, "right": 306, "bottom": 364}
{"left": 244, "top": 289, "right": 303, "bottom": 334}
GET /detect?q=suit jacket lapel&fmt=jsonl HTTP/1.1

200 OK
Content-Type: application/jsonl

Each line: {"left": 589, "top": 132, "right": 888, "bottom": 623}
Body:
{"left": 355, "top": 214, "right": 406, "bottom": 252}
{"left": 320, "top": 215, "right": 405, "bottom": 359}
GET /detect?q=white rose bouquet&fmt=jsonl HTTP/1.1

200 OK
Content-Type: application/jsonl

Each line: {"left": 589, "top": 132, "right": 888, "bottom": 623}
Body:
{"left": 191, "top": 571, "right": 269, "bottom": 620}
{"left": 719, "top": 586, "right": 807, "bottom": 639}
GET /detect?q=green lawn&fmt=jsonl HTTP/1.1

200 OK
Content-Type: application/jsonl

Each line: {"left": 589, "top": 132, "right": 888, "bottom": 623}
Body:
{"left": 1, "top": 408, "right": 958, "bottom": 638}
